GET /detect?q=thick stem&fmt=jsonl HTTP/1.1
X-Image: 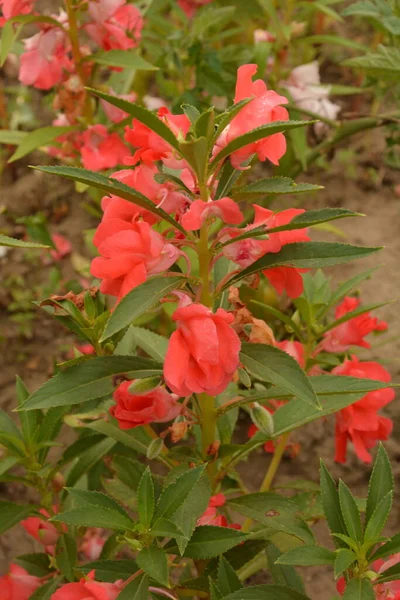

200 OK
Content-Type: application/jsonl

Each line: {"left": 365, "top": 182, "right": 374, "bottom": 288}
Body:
{"left": 200, "top": 393, "right": 217, "bottom": 479}
{"left": 198, "top": 224, "right": 212, "bottom": 307}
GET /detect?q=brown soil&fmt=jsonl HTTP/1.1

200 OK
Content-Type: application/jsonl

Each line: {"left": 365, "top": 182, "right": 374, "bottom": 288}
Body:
{"left": 0, "top": 144, "right": 399, "bottom": 598}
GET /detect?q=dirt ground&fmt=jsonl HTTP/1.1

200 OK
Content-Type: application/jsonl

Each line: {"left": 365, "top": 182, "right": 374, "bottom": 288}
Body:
{"left": 0, "top": 139, "right": 399, "bottom": 598}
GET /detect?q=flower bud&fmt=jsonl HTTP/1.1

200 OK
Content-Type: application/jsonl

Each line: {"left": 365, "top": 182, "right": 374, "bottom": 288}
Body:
{"left": 170, "top": 416, "right": 188, "bottom": 443}
{"left": 128, "top": 377, "right": 161, "bottom": 394}
{"left": 146, "top": 437, "right": 165, "bottom": 459}
{"left": 250, "top": 403, "right": 274, "bottom": 437}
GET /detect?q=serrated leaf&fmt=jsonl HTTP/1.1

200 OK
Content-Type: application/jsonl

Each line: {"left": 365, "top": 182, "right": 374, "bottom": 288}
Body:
{"left": 55, "top": 534, "right": 77, "bottom": 582}
{"left": 154, "top": 465, "right": 206, "bottom": 521}
{"left": 87, "top": 420, "right": 150, "bottom": 455}
{"left": 344, "top": 46, "right": 400, "bottom": 81}
{"left": 128, "top": 327, "right": 169, "bottom": 362}
{"left": 327, "top": 267, "right": 379, "bottom": 311}
{"left": 210, "top": 578, "right": 223, "bottom": 600}
{"left": 80, "top": 559, "right": 138, "bottom": 582}
{"left": 0, "top": 234, "right": 49, "bottom": 249}
{"left": 210, "top": 121, "right": 313, "bottom": 169}
{"left": 34, "top": 166, "right": 185, "bottom": 233}
{"left": 137, "top": 546, "right": 169, "bottom": 586}
{"left": 138, "top": 467, "right": 154, "bottom": 528}
{"left": 342, "top": 577, "right": 375, "bottom": 600}
{"left": 364, "top": 492, "right": 392, "bottom": 542}
{"left": 9, "top": 126, "right": 75, "bottom": 163}
{"left": 15, "top": 553, "right": 52, "bottom": 577}
{"left": 232, "top": 177, "right": 322, "bottom": 199}
{"left": 276, "top": 545, "right": 336, "bottom": 566}
{"left": 65, "top": 437, "right": 116, "bottom": 488}
{"left": 101, "top": 276, "right": 185, "bottom": 340}
{"left": 117, "top": 574, "right": 149, "bottom": 599}
{"left": 217, "top": 557, "right": 242, "bottom": 596}
{"left": 90, "top": 50, "right": 157, "bottom": 70}
{"left": 339, "top": 480, "right": 362, "bottom": 542}
{"left": 267, "top": 208, "right": 361, "bottom": 233}
{"left": 0, "top": 501, "right": 34, "bottom": 534}
{"left": 29, "top": 576, "right": 64, "bottom": 600}
{"left": 321, "top": 301, "right": 390, "bottom": 334}
{"left": 320, "top": 461, "right": 348, "bottom": 547}
{"left": 240, "top": 343, "right": 319, "bottom": 409}
{"left": 170, "top": 526, "right": 247, "bottom": 559}
{"left": 369, "top": 533, "right": 400, "bottom": 562}
{"left": 171, "top": 473, "right": 211, "bottom": 554}
{"left": 52, "top": 505, "right": 134, "bottom": 531}
{"left": 266, "top": 544, "right": 305, "bottom": 593}
{"left": 366, "top": 443, "right": 393, "bottom": 524}
{"left": 150, "top": 518, "right": 185, "bottom": 539}
{"left": 375, "top": 560, "right": 400, "bottom": 584}
{"left": 220, "top": 584, "right": 311, "bottom": 600}
{"left": 334, "top": 549, "right": 357, "bottom": 578}
{"left": 19, "top": 356, "right": 162, "bottom": 410}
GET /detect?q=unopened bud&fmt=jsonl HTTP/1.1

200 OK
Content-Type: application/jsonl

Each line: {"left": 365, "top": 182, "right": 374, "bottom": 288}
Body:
{"left": 250, "top": 403, "right": 274, "bottom": 437}
{"left": 51, "top": 472, "right": 66, "bottom": 493}
{"left": 238, "top": 367, "right": 252, "bottom": 388}
{"left": 128, "top": 377, "right": 160, "bottom": 394}
{"left": 146, "top": 437, "right": 165, "bottom": 460}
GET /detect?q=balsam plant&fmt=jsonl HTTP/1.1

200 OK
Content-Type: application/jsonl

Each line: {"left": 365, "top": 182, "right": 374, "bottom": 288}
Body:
{"left": 0, "top": 61, "right": 399, "bottom": 600}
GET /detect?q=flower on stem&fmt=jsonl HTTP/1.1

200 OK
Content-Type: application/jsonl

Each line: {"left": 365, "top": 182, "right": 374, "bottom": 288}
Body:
{"left": 321, "top": 296, "right": 388, "bottom": 353}
{"left": 80, "top": 124, "right": 128, "bottom": 171}
{"left": 0, "top": 564, "right": 41, "bottom": 600}
{"left": 19, "top": 12, "right": 72, "bottom": 90}
{"left": 50, "top": 569, "right": 123, "bottom": 600}
{"left": 21, "top": 508, "right": 66, "bottom": 554}
{"left": 178, "top": 0, "right": 212, "bottom": 19}
{"left": 214, "top": 63, "right": 289, "bottom": 169}
{"left": 332, "top": 356, "right": 395, "bottom": 464}
{"left": 110, "top": 380, "right": 181, "bottom": 429}
{"left": 164, "top": 297, "right": 241, "bottom": 397}
{"left": 91, "top": 215, "right": 180, "bottom": 300}
{"left": 197, "top": 494, "right": 241, "bottom": 529}
{"left": 86, "top": 0, "right": 143, "bottom": 51}
{"left": 181, "top": 197, "right": 244, "bottom": 231}
{"left": 337, "top": 553, "right": 400, "bottom": 598}
{"left": 0, "top": 0, "right": 34, "bottom": 19}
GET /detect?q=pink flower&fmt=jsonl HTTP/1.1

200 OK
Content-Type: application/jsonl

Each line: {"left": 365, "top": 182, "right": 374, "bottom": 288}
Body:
{"left": 332, "top": 356, "right": 394, "bottom": 464}
{"left": 178, "top": 0, "right": 212, "bottom": 18}
{"left": 164, "top": 299, "right": 241, "bottom": 397}
{"left": 124, "top": 107, "right": 190, "bottom": 168}
{"left": 80, "top": 125, "right": 128, "bottom": 171}
{"left": 86, "top": 0, "right": 143, "bottom": 51}
{"left": 181, "top": 197, "right": 243, "bottom": 231}
{"left": 110, "top": 381, "right": 180, "bottom": 429}
{"left": 0, "top": 0, "right": 34, "bottom": 19}
{"left": 276, "top": 340, "right": 305, "bottom": 368}
{"left": 21, "top": 509, "right": 60, "bottom": 548}
{"left": 50, "top": 571, "right": 123, "bottom": 600}
{"left": 91, "top": 216, "right": 180, "bottom": 300}
{"left": 101, "top": 89, "right": 137, "bottom": 123}
{"left": 0, "top": 564, "right": 41, "bottom": 600}
{"left": 19, "top": 16, "right": 72, "bottom": 90}
{"left": 214, "top": 64, "right": 289, "bottom": 168}
{"left": 79, "top": 529, "right": 107, "bottom": 561}
{"left": 50, "top": 233, "right": 72, "bottom": 261}
{"left": 197, "top": 494, "right": 241, "bottom": 529}
{"left": 322, "top": 296, "right": 388, "bottom": 353}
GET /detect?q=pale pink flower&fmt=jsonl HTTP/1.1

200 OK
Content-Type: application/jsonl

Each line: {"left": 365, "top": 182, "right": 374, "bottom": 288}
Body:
{"left": 0, "top": 0, "right": 34, "bottom": 19}
{"left": 79, "top": 529, "right": 107, "bottom": 561}
{"left": 86, "top": 0, "right": 143, "bottom": 50}
{"left": 50, "top": 233, "right": 72, "bottom": 261}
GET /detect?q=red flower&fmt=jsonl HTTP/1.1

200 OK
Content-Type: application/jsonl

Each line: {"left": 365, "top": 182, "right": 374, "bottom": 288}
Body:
{"left": 178, "top": 0, "right": 212, "bottom": 18}
{"left": 322, "top": 296, "right": 388, "bottom": 353}
{"left": 101, "top": 89, "right": 137, "bottom": 123}
{"left": 91, "top": 215, "right": 179, "bottom": 300}
{"left": 86, "top": 0, "right": 143, "bottom": 51}
{"left": 50, "top": 570, "right": 122, "bottom": 600}
{"left": 50, "top": 233, "right": 72, "bottom": 261}
{"left": 332, "top": 356, "right": 394, "bottom": 463}
{"left": 214, "top": 64, "right": 289, "bottom": 168}
{"left": 80, "top": 125, "right": 128, "bottom": 171}
{"left": 79, "top": 529, "right": 107, "bottom": 561}
{"left": 276, "top": 340, "right": 305, "bottom": 368}
{"left": 0, "top": 564, "right": 41, "bottom": 600}
{"left": 337, "top": 553, "right": 400, "bottom": 598}
{"left": 164, "top": 298, "right": 241, "bottom": 397}
{"left": 181, "top": 197, "right": 243, "bottom": 231}
{"left": 197, "top": 494, "right": 241, "bottom": 529}
{"left": 110, "top": 381, "right": 181, "bottom": 429}
{"left": 0, "top": 0, "right": 34, "bottom": 19}
{"left": 21, "top": 509, "right": 60, "bottom": 549}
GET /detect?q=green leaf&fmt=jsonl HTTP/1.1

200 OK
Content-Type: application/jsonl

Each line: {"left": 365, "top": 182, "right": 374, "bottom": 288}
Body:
{"left": 16, "top": 376, "right": 39, "bottom": 445}
{"left": 320, "top": 461, "right": 348, "bottom": 547}
{"left": 342, "top": 578, "right": 375, "bottom": 600}
{"left": 276, "top": 545, "right": 336, "bottom": 566}
{"left": 29, "top": 576, "right": 64, "bottom": 600}
{"left": 52, "top": 505, "right": 134, "bottom": 531}
{"left": 66, "top": 488, "right": 133, "bottom": 517}
{"left": 179, "top": 136, "right": 208, "bottom": 180}
{"left": 232, "top": 177, "right": 322, "bottom": 199}
{"left": 0, "top": 14, "right": 63, "bottom": 65}
{"left": 15, "top": 553, "right": 52, "bottom": 577}
{"left": 217, "top": 557, "right": 242, "bottom": 596}
{"left": 116, "top": 574, "right": 149, "bottom": 600}
{"left": 366, "top": 443, "right": 393, "bottom": 524}
{"left": 65, "top": 437, "right": 116, "bottom": 488}
{"left": 210, "top": 121, "right": 314, "bottom": 169}
{"left": 339, "top": 480, "right": 362, "bottom": 542}
{"left": 88, "top": 88, "right": 181, "bottom": 152}
{"left": 55, "top": 534, "right": 77, "bottom": 582}
{"left": 0, "top": 501, "right": 34, "bottom": 534}
{"left": 364, "top": 492, "right": 392, "bottom": 543}
{"left": 101, "top": 276, "right": 185, "bottom": 340}
{"left": 171, "top": 526, "right": 247, "bottom": 559}
{"left": 224, "top": 242, "right": 380, "bottom": 289}
{"left": 210, "top": 579, "right": 223, "bottom": 600}
{"left": 0, "top": 456, "right": 21, "bottom": 478}
{"left": 334, "top": 549, "right": 356, "bottom": 578}
{"left": 369, "top": 533, "right": 400, "bottom": 562}
{"left": 150, "top": 518, "right": 185, "bottom": 539}
{"left": 343, "top": 46, "right": 400, "bottom": 81}
{"left": 138, "top": 467, "right": 154, "bottom": 528}
{"left": 90, "top": 50, "right": 157, "bottom": 70}
{"left": 0, "top": 409, "right": 24, "bottom": 456}
{"left": 266, "top": 545, "right": 305, "bottom": 593}
{"left": 375, "top": 561, "right": 400, "bottom": 584}
{"left": 267, "top": 208, "right": 361, "bottom": 233}
{"left": 171, "top": 473, "right": 211, "bottom": 554}
{"left": 327, "top": 266, "right": 379, "bottom": 311}
{"left": 80, "top": 559, "right": 138, "bottom": 582}
{"left": 298, "top": 34, "right": 368, "bottom": 52}
{"left": 128, "top": 327, "right": 168, "bottom": 362}
{"left": 137, "top": 546, "right": 169, "bottom": 586}
{"left": 19, "top": 356, "right": 162, "bottom": 410}
{"left": 239, "top": 343, "right": 319, "bottom": 409}
{"left": 0, "top": 130, "right": 27, "bottom": 145}
{"left": 87, "top": 420, "right": 151, "bottom": 456}
{"left": 9, "top": 126, "right": 76, "bottom": 163}
{"left": 321, "top": 301, "right": 389, "bottom": 334}
{"left": 0, "top": 234, "right": 49, "bottom": 249}
{"left": 34, "top": 166, "right": 185, "bottom": 233}
{"left": 221, "top": 584, "right": 311, "bottom": 600}
{"left": 154, "top": 465, "right": 206, "bottom": 521}
{"left": 249, "top": 301, "right": 303, "bottom": 340}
